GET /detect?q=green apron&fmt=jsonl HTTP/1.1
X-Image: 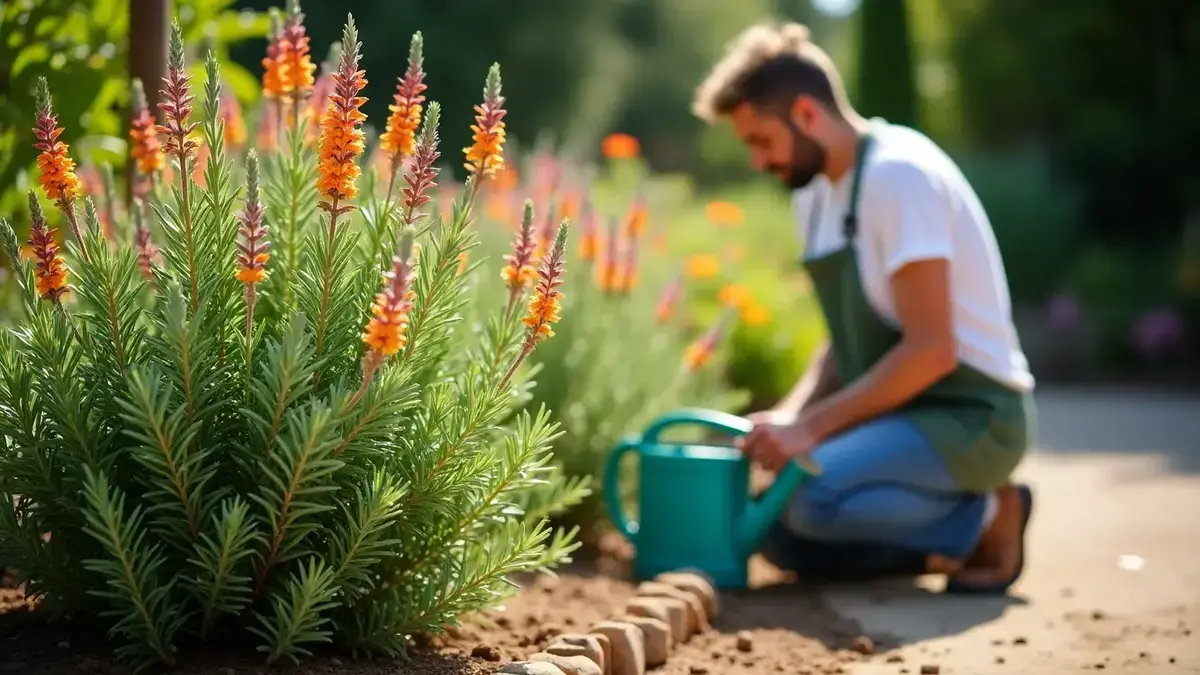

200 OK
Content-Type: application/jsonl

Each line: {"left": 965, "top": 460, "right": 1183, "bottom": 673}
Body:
{"left": 801, "top": 129, "right": 1036, "bottom": 494}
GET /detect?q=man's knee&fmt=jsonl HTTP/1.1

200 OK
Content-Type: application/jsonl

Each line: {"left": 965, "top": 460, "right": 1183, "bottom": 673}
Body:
{"left": 780, "top": 474, "right": 847, "bottom": 535}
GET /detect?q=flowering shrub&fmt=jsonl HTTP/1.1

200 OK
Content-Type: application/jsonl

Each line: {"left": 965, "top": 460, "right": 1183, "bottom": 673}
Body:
{"left": 461, "top": 152, "right": 751, "bottom": 535}
{"left": 0, "top": 9, "right": 588, "bottom": 671}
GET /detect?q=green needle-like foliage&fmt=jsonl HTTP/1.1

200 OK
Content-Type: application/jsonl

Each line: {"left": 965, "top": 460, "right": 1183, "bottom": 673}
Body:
{"left": 0, "top": 13, "right": 584, "bottom": 672}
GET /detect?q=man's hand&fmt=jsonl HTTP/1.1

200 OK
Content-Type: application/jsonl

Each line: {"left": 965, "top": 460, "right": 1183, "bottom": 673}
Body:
{"left": 736, "top": 414, "right": 821, "bottom": 474}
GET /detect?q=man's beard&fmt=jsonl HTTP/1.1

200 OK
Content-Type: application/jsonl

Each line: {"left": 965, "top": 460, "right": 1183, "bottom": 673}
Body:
{"left": 769, "top": 123, "right": 826, "bottom": 190}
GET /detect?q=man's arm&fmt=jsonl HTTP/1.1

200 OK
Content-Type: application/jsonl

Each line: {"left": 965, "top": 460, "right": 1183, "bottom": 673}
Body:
{"left": 773, "top": 339, "right": 839, "bottom": 418}
{"left": 801, "top": 259, "right": 957, "bottom": 442}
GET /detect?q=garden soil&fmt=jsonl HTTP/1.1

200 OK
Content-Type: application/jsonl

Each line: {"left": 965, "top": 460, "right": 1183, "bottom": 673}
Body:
{"left": 3, "top": 389, "right": 1199, "bottom": 674}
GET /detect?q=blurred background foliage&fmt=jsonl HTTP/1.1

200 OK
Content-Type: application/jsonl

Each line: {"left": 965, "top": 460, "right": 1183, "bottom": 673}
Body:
{"left": 2, "top": 0, "right": 1199, "bottom": 406}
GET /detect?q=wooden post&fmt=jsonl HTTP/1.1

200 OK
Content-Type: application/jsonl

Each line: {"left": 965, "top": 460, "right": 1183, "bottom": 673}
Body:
{"left": 127, "top": 0, "right": 170, "bottom": 202}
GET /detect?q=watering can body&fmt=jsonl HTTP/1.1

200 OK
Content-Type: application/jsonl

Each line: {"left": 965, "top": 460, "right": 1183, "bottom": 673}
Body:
{"left": 603, "top": 408, "right": 816, "bottom": 589}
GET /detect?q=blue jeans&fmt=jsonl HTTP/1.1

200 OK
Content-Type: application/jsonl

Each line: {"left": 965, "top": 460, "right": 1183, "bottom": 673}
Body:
{"left": 759, "top": 415, "right": 991, "bottom": 581}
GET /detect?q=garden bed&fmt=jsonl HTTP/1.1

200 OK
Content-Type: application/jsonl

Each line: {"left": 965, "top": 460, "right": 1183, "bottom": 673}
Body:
{"left": 2, "top": 537, "right": 891, "bottom": 675}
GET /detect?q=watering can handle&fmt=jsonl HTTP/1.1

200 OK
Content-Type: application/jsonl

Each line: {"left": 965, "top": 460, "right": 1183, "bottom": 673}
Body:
{"left": 604, "top": 435, "right": 643, "bottom": 541}
{"left": 640, "top": 407, "right": 753, "bottom": 444}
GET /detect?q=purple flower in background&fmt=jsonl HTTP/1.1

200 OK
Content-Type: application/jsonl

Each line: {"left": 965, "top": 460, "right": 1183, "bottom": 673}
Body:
{"left": 1047, "top": 292, "right": 1082, "bottom": 332}
{"left": 1130, "top": 307, "right": 1187, "bottom": 361}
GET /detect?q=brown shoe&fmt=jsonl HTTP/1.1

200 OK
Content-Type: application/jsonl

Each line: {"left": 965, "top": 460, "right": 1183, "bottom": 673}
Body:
{"left": 945, "top": 484, "right": 1033, "bottom": 594}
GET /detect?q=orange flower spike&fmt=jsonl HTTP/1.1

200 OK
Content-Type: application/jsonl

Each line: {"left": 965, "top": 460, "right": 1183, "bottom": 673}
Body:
{"left": 220, "top": 88, "right": 247, "bottom": 150}
{"left": 502, "top": 200, "right": 538, "bottom": 316}
{"left": 397, "top": 101, "right": 441, "bottom": 229}
{"left": 597, "top": 215, "right": 621, "bottom": 292}
{"left": 315, "top": 16, "right": 368, "bottom": 208}
{"left": 620, "top": 227, "right": 641, "bottom": 293}
{"left": 683, "top": 308, "right": 734, "bottom": 373}
{"left": 131, "top": 197, "right": 159, "bottom": 282}
{"left": 463, "top": 63, "right": 507, "bottom": 179}
{"left": 655, "top": 271, "right": 684, "bottom": 323}
{"left": 280, "top": 0, "right": 317, "bottom": 112}
{"left": 578, "top": 198, "right": 598, "bottom": 262}
{"left": 32, "top": 77, "right": 87, "bottom": 260}
{"left": 380, "top": 32, "right": 427, "bottom": 174}
{"left": 625, "top": 192, "right": 648, "bottom": 238}
{"left": 235, "top": 150, "right": 270, "bottom": 287}
{"left": 261, "top": 9, "right": 288, "bottom": 101}
{"left": 129, "top": 78, "right": 166, "bottom": 187}
{"left": 25, "top": 192, "right": 69, "bottom": 303}
{"left": 358, "top": 232, "right": 417, "bottom": 398}
{"left": 503, "top": 221, "right": 568, "bottom": 388}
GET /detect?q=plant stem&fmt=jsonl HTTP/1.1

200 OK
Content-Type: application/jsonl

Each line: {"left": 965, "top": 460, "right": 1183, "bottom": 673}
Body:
{"left": 314, "top": 198, "right": 340, "bottom": 366}
{"left": 61, "top": 201, "right": 89, "bottom": 263}
{"left": 178, "top": 151, "right": 198, "bottom": 316}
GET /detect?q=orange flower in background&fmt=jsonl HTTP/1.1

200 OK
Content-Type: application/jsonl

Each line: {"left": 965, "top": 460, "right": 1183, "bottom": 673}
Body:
{"left": 463, "top": 63, "right": 506, "bottom": 179}
{"left": 740, "top": 300, "right": 771, "bottom": 326}
{"left": 683, "top": 309, "right": 734, "bottom": 373}
{"left": 718, "top": 283, "right": 751, "bottom": 308}
{"left": 596, "top": 216, "right": 622, "bottom": 292}
{"left": 279, "top": 1, "right": 316, "bottom": 107}
{"left": 24, "top": 192, "right": 68, "bottom": 303}
{"left": 558, "top": 192, "right": 579, "bottom": 222}
{"left": 619, "top": 228, "right": 641, "bottom": 293}
{"left": 651, "top": 230, "right": 668, "bottom": 254}
{"left": 380, "top": 32, "right": 426, "bottom": 171}
{"left": 221, "top": 88, "right": 247, "bottom": 149}
{"left": 191, "top": 142, "right": 210, "bottom": 189}
{"left": 655, "top": 271, "right": 684, "bottom": 323}
{"left": 129, "top": 78, "right": 166, "bottom": 182}
{"left": 257, "top": 103, "right": 279, "bottom": 153}
{"left": 601, "top": 132, "right": 639, "bottom": 159}
{"left": 706, "top": 200, "right": 743, "bottom": 228}
{"left": 502, "top": 200, "right": 538, "bottom": 315}
{"left": 261, "top": 10, "right": 287, "bottom": 101}
{"left": 684, "top": 253, "right": 720, "bottom": 280}
{"left": 316, "top": 19, "right": 367, "bottom": 205}
{"left": 625, "top": 194, "right": 647, "bottom": 238}
{"left": 579, "top": 200, "right": 598, "bottom": 262}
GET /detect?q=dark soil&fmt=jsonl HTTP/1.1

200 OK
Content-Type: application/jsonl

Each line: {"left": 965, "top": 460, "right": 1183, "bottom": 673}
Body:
{"left": 1, "top": 533, "right": 888, "bottom": 675}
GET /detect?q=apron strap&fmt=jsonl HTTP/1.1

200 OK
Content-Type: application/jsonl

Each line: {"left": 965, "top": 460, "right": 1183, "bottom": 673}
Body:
{"left": 842, "top": 131, "right": 874, "bottom": 241}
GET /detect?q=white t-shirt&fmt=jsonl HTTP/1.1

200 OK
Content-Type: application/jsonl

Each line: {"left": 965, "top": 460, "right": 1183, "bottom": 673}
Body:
{"left": 793, "top": 120, "right": 1035, "bottom": 393}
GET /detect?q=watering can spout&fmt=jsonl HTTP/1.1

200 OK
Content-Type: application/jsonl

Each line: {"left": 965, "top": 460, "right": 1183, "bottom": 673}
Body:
{"left": 737, "top": 460, "right": 810, "bottom": 555}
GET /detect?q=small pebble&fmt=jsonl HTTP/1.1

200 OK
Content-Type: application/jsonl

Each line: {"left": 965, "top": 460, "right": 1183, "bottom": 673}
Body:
{"left": 1095, "top": 663, "right": 1105, "bottom": 670}
{"left": 852, "top": 635, "right": 875, "bottom": 655}
{"left": 920, "top": 665, "right": 940, "bottom": 675}
{"left": 471, "top": 644, "right": 502, "bottom": 661}
{"left": 735, "top": 630, "right": 754, "bottom": 652}
{"left": 991, "top": 638, "right": 1004, "bottom": 646}
{"left": 1139, "top": 652, "right": 1149, "bottom": 658}
{"left": 689, "top": 666, "right": 709, "bottom": 674}
{"left": 329, "top": 658, "right": 342, "bottom": 666}
{"left": 886, "top": 654, "right": 904, "bottom": 663}
{"left": 56, "top": 641, "right": 70, "bottom": 649}
{"left": 995, "top": 656, "right": 1005, "bottom": 664}
{"left": 1013, "top": 636, "right": 1028, "bottom": 645}
{"left": 1091, "top": 610, "right": 1106, "bottom": 620}
{"left": 1170, "top": 657, "right": 1176, "bottom": 664}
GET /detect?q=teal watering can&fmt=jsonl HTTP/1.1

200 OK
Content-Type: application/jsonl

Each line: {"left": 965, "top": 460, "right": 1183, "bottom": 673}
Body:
{"left": 603, "top": 407, "right": 817, "bottom": 589}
